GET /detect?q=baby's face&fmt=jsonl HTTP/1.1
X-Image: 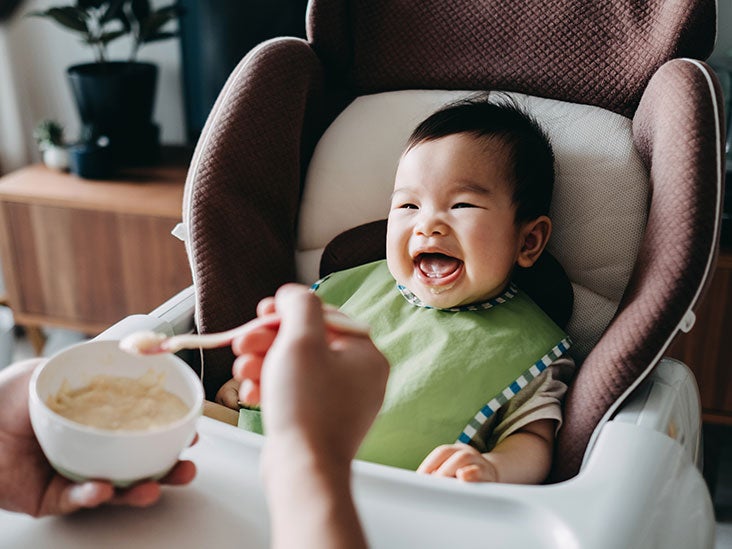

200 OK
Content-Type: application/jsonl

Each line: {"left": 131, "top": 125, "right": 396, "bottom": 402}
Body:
{"left": 386, "top": 133, "right": 526, "bottom": 309}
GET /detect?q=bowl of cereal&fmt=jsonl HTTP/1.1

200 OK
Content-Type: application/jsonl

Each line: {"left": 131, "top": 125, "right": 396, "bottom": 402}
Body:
{"left": 29, "top": 339, "right": 204, "bottom": 487}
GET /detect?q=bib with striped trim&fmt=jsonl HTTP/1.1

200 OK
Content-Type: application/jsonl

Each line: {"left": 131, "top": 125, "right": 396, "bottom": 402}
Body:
{"left": 314, "top": 260, "right": 571, "bottom": 471}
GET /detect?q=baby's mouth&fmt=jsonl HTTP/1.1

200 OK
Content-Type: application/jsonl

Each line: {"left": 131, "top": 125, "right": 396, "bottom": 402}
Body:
{"left": 414, "top": 253, "right": 463, "bottom": 285}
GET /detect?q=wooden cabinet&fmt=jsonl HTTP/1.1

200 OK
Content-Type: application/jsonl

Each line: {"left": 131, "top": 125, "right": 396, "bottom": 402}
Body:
{"left": 667, "top": 246, "right": 732, "bottom": 425}
{"left": 0, "top": 158, "right": 192, "bottom": 337}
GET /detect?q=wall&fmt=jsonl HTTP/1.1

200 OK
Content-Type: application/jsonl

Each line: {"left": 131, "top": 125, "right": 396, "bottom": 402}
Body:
{"left": 0, "top": 0, "right": 185, "bottom": 171}
{"left": 713, "top": 0, "right": 732, "bottom": 61}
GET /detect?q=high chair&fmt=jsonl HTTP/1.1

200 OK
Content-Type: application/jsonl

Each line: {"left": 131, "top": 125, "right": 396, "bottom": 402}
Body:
{"left": 96, "top": 0, "right": 723, "bottom": 546}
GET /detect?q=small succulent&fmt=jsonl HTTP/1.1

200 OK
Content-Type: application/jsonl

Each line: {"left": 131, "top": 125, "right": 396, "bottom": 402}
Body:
{"left": 27, "top": 0, "right": 181, "bottom": 64}
{"left": 33, "top": 119, "right": 65, "bottom": 149}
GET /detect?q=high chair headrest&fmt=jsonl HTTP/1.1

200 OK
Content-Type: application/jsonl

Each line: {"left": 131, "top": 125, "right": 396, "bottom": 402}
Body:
{"left": 320, "top": 219, "right": 574, "bottom": 329}
{"left": 308, "top": 0, "right": 716, "bottom": 117}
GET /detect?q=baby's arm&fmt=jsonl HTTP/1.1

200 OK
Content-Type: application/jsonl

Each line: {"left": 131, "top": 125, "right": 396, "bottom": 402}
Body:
{"left": 417, "top": 418, "right": 556, "bottom": 484}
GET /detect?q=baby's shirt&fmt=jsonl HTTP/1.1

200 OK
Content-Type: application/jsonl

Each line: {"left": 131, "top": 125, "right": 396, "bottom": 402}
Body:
{"left": 470, "top": 355, "right": 576, "bottom": 453}
{"left": 313, "top": 260, "right": 573, "bottom": 470}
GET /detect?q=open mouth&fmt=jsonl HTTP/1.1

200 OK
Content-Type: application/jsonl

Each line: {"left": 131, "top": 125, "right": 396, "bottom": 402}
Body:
{"left": 414, "top": 253, "right": 463, "bottom": 285}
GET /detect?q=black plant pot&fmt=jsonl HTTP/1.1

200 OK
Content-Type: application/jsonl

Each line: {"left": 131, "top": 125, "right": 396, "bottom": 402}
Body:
{"left": 67, "top": 61, "right": 161, "bottom": 166}
{"left": 178, "top": 0, "right": 308, "bottom": 143}
{"left": 68, "top": 139, "right": 115, "bottom": 180}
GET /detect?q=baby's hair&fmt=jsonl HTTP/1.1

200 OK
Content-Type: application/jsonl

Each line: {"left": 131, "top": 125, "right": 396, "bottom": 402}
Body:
{"left": 406, "top": 94, "right": 555, "bottom": 223}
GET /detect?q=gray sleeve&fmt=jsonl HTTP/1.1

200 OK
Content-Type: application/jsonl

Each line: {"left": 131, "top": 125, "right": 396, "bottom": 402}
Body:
{"left": 473, "top": 355, "right": 576, "bottom": 452}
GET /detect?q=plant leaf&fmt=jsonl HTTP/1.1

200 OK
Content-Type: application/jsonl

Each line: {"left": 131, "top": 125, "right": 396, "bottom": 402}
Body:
{"left": 97, "top": 29, "right": 127, "bottom": 45}
{"left": 138, "top": 7, "right": 179, "bottom": 43}
{"left": 29, "top": 7, "right": 89, "bottom": 34}
{"left": 76, "top": 0, "right": 106, "bottom": 10}
{"left": 81, "top": 35, "right": 101, "bottom": 45}
{"left": 100, "top": 0, "right": 126, "bottom": 23}
{"left": 116, "top": 11, "right": 131, "bottom": 32}
{"left": 143, "top": 30, "right": 177, "bottom": 43}
{"left": 106, "top": 10, "right": 130, "bottom": 33}
{"left": 130, "top": 0, "right": 151, "bottom": 25}
{"left": 155, "top": 4, "right": 182, "bottom": 18}
{"left": 33, "top": 119, "right": 65, "bottom": 146}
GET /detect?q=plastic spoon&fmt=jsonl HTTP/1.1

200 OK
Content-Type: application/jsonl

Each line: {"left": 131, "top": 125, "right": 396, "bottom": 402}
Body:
{"left": 119, "top": 309, "right": 370, "bottom": 355}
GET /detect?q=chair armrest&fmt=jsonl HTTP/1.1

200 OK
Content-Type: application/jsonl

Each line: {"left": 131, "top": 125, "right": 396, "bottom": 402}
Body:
{"left": 583, "top": 357, "right": 703, "bottom": 469}
{"left": 95, "top": 285, "right": 196, "bottom": 341}
{"left": 147, "top": 285, "right": 196, "bottom": 335}
{"left": 551, "top": 357, "right": 713, "bottom": 547}
{"left": 546, "top": 419, "right": 715, "bottom": 548}
{"left": 98, "top": 288, "right": 243, "bottom": 427}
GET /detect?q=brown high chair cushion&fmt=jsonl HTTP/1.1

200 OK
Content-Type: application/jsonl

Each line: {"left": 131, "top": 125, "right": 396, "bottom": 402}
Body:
{"left": 308, "top": 0, "right": 716, "bottom": 117}
{"left": 319, "top": 219, "right": 574, "bottom": 330}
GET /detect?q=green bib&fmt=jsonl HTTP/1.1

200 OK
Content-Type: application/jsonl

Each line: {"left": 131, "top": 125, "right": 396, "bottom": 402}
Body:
{"left": 314, "top": 260, "right": 570, "bottom": 471}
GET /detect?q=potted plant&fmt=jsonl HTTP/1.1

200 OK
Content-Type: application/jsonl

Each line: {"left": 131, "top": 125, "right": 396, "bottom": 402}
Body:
{"left": 28, "top": 0, "right": 181, "bottom": 167}
{"left": 33, "top": 119, "right": 69, "bottom": 171}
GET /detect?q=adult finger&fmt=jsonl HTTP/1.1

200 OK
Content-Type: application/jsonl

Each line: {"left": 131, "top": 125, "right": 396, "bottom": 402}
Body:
{"left": 232, "top": 354, "right": 263, "bottom": 382}
{"left": 41, "top": 479, "right": 115, "bottom": 516}
{"left": 272, "top": 284, "right": 326, "bottom": 341}
{"left": 256, "top": 296, "right": 276, "bottom": 318}
{"left": 159, "top": 460, "right": 197, "bottom": 486}
{"left": 238, "top": 379, "right": 261, "bottom": 407}
{"left": 108, "top": 461, "right": 197, "bottom": 506}
{"left": 231, "top": 324, "right": 277, "bottom": 356}
{"left": 109, "top": 482, "right": 161, "bottom": 507}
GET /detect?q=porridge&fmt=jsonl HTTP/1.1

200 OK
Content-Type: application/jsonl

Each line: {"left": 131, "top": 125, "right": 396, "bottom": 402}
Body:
{"left": 47, "top": 370, "right": 189, "bottom": 430}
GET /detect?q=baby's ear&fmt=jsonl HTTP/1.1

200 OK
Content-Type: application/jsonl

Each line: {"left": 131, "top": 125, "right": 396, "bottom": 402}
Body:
{"left": 516, "top": 216, "right": 552, "bottom": 268}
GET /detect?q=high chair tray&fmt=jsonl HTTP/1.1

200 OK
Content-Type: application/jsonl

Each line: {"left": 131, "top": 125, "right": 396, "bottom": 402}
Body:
{"left": 0, "top": 399, "right": 714, "bottom": 548}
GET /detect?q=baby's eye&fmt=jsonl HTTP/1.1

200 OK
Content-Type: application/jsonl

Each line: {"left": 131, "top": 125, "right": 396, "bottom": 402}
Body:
{"left": 452, "top": 202, "right": 477, "bottom": 209}
{"left": 398, "top": 203, "right": 418, "bottom": 209}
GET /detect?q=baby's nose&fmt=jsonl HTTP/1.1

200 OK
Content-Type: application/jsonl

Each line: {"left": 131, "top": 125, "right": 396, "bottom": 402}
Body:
{"left": 415, "top": 211, "right": 448, "bottom": 236}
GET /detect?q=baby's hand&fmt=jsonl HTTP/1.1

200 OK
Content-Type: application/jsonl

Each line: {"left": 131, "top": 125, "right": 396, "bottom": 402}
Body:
{"left": 417, "top": 443, "right": 498, "bottom": 482}
{"left": 215, "top": 377, "right": 241, "bottom": 410}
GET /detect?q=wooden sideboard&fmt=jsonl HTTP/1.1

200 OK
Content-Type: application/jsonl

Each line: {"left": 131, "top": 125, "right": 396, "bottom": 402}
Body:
{"left": 0, "top": 157, "right": 193, "bottom": 341}
{"left": 666, "top": 245, "right": 731, "bottom": 492}
{"left": 667, "top": 246, "right": 732, "bottom": 426}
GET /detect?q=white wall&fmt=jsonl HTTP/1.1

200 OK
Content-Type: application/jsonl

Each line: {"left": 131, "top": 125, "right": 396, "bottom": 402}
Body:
{"left": 713, "top": 0, "right": 732, "bottom": 61}
{"left": 0, "top": 0, "right": 185, "bottom": 171}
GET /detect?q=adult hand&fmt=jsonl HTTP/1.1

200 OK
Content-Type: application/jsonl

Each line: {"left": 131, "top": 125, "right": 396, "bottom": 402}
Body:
{"left": 0, "top": 359, "right": 196, "bottom": 517}
{"left": 232, "top": 284, "right": 388, "bottom": 463}
{"left": 232, "top": 284, "right": 389, "bottom": 549}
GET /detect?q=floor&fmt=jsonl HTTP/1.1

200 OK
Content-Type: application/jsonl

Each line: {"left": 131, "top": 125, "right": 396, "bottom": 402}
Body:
{"left": 5, "top": 328, "right": 732, "bottom": 547}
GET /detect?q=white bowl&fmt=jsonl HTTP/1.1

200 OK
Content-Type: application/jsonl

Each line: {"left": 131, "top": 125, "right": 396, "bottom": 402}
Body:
{"left": 29, "top": 339, "right": 204, "bottom": 487}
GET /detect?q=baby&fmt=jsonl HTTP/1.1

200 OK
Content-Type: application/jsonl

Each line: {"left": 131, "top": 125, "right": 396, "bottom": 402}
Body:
{"left": 231, "top": 96, "right": 574, "bottom": 484}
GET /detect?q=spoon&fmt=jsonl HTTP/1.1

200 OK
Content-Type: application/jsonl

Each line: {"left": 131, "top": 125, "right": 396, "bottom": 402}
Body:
{"left": 119, "top": 309, "right": 370, "bottom": 355}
